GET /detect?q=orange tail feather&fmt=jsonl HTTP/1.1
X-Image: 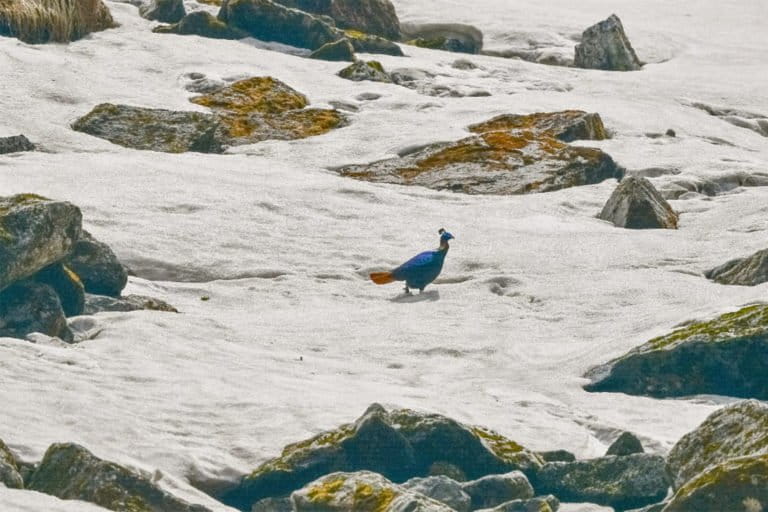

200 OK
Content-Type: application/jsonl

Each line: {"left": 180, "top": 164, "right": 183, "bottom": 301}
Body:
{"left": 370, "top": 272, "right": 395, "bottom": 285}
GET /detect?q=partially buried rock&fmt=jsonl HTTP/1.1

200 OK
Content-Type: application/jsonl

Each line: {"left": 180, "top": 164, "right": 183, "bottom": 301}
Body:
{"left": 344, "top": 30, "right": 404, "bottom": 56}
{"left": 338, "top": 60, "right": 393, "bottom": 83}
{"left": 403, "top": 475, "right": 471, "bottom": 512}
{"left": 273, "top": 0, "right": 401, "bottom": 40}
{"left": 0, "top": 135, "right": 35, "bottom": 154}
{"left": 606, "top": 432, "right": 644, "bottom": 457}
{"left": 705, "top": 248, "right": 768, "bottom": 286}
{"left": 598, "top": 176, "right": 678, "bottom": 229}
{"left": 65, "top": 231, "right": 127, "bottom": 297}
{"left": 461, "top": 471, "right": 534, "bottom": 510}
{"left": 34, "top": 264, "right": 85, "bottom": 317}
{"left": 310, "top": 37, "right": 356, "bottom": 61}
{"left": 575, "top": 14, "right": 642, "bottom": 71}
{"left": 153, "top": 11, "right": 247, "bottom": 39}
{"left": 27, "top": 443, "right": 211, "bottom": 511}
{"left": 140, "top": 0, "right": 185, "bottom": 23}
{"left": 584, "top": 304, "right": 768, "bottom": 399}
{"left": 0, "top": 439, "right": 23, "bottom": 489}
{"left": 83, "top": 294, "right": 178, "bottom": 314}
{"left": 0, "top": 281, "right": 73, "bottom": 342}
{"left": 401, "top": 22, "right": 483, "bottom": 54}
{"left": 536, "top": 450, "right": 576, "bottom": 463}
{"left": 477, "top": 495, "right": 560, "bottom": 512}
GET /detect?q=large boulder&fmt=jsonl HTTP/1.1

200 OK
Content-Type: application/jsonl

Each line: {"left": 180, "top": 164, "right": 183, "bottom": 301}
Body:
{"left": 0, "top": 439, "right": 23, "bottom": 489}
{"left": 65, "top": 231, "right": 127, "bottom": 297}
{"left": 606, "top": 432, "right": 644, "bottom": 457}
{"left": 84, "top": 294, "right": 178, "bottom": 315}
{"left": 0, "top": 0, "right": 114, "bottom": 43}
{"left": 274, "top": 0, "right": 400, "bottom": 40}
{"left": 705, "top": 248, "right": 768, "bottom": 286}
{"left": 461, "top": 471, "right": 534, "bottom": 510}
{"left": 310, "top": 37, "right": 356, "bottom": 61}
{"left": 401, "top": 22, "right": 483, "bottom": 54}
{"left": 0, "top": 194, "right": 82, "bottom": 293}
{"left": 403, "top": 475, "right": 471, "bottom": 512}
{"left": 666, "top": 400, "right": 768, "bottom": 490}
{"left": 154, "top": 11, "right": 248, "bottom": 39}
{"left": 34, "top": 264, "right": 85, "bottom": 317}
{"left": 574, "top": 14, "right": 642, "bottom": 71}
{"left": 219, "top": 403, "right": 542, "bottom": 510}
{"left": 337, "top": 111, "right": 623, "bottom": 195}
{"left": 0, "top": 135, "right": 34, "bottom": 154}
{"left": 0, "top": 281, "right": 73, "bottom": 342}
{"left": 598, "top": 176, "right": 679, "bottom": 229}
{"left": 534, "top": 454, "right": 670, "bottom": 510}
{"left": 27, "top": 443, "right": 212, "bottom": 511}
{"left": 584, "top": 304, "right": 768, "bottom": 399}
{"left": 140, "top": 0, "right": 185, "bottom": 23}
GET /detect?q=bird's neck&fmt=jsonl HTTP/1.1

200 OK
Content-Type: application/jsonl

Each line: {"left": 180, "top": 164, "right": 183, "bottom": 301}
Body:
{"left": 439, "top": 241, "right": 450, "bottom": 253}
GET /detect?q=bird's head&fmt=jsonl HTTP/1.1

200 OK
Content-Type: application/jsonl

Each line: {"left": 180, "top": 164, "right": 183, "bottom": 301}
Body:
{"left": 438, "top": 228, "right": 454, "bottom": 243}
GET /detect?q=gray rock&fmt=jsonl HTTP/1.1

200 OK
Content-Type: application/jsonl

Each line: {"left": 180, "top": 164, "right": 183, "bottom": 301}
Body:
{"left": 0, "top": 135, "right": 34, "bottom": 154}
{"left": 598, "top": 176, "right": 678, "bottom": 229}
{"left": 338, "top": 60, "right": 393, "bottom": 82}
{"left": 403, "top": 475, "right": 471, "bottom": 512}
{"left": 452, "top": 59, "right": 478, "bottom": 70}
{"left": 154, "top": 11, "right": 248, "bottom": 39}
{"left": 0, "top": 281, "right": 73, "bottom": 342}
{"left": 461, "top": 471, "right": 534, "bottom": 510}
{"left": 534, "top": 454, "right": 669, "bottom": 510}
{"left": 0, "top": 0, "right": 115, "bottom": 44}
{"left": 401, "top": 22, "right": 483, "bottom": 54}
{"left": 574, "top": 14, "right": 641, "bottom": 71}
{"left": 706, "top": 248, "right": 768, "bottom": 286}
{"left": 252, "top": 497, "right": 293, "bottom": 511}
{"left": 347, "top": 33, "right": 404, "bottom": 56}
{"left": 606, "top": 432, "right": 644, "bottom": 457}
{"left": 0, "top": 439, "right": 23, "bottom": 489}
{"left": 140, "top": 0, "right": 185, "bottom": 23}
{"left": 477, "top": 495, "right": 560, "bottom": 512}
{"left": 65, "top": 231, "right": 127, "bottom": 297}
{"left": 34, "top": 264, "right": 85, "bottom": 317}
{"left": 84, "top": 294, "right": 178, "bottom": 314}
{"left": 310, "top": 38, "right": 356, "bottom": 61}
{"left": 536, "top": 450, "right": 576, "bottom": 463}
{"left": 274, "top": 0, "right": 401, "bottom": 40}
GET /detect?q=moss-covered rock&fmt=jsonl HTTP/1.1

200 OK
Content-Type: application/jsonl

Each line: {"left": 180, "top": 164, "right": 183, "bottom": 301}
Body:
{"left": 27, "top": 443, "right": 212, "bottom": 511}
{"left": 584, "top": 304, "right": 768, "bottom": 399}
{"left": 273, "top": 0, "right": 401, "bottom": 40}
{"left": 310, "top": 37, "right": 356, "bottom": 61}
{"left": 338, "top": 60, "right": 392, "bottom": 83}
{"left": 337, "top": 111, "right": 622, "bottom": 195}
{"left": 400, "top": 22, "right": 483, "bottom": 54}
{"left": 345, "top": 29, "right": 403, "bottom": 56}
{"left": 64, "top": 230, "right": 127, "bottom": 298}
{"left": 575, "top": 15, "right": 642, "bottom": 71}
{"left": 34, "top": 263, "right": 85, "bottom": 317}
{"left": 706, "top": 248, "right": 768, "bottom": 286}
{"left": 0, "top": 439, "right": 23, "bottom": 489}
{"left": 153, "top": 11, "right": 247, "bottom": 39}
{"left": 667, "top": 400, "right": 768, "bottom": 490}
{"left": 140, "top": 0, "right": 185, "bottom": 23}
{"left": 0, "top": 281, "right": 73, "bottom": 342}
{"left": 83, "top": 294, "right": 178, "bottom": 314}
{"left": 0, "top": 134, "right": 35, "bottom": 154}
{"left": 0, "top": 0, "right": 115, "bottom": 44}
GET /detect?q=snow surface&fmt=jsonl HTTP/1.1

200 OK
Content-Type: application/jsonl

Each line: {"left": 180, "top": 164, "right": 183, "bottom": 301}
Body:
{"left": 1, "top": 0, "right": 768, "bottom": 510}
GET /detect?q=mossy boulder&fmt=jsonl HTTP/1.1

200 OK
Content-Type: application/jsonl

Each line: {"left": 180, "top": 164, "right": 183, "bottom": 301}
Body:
{"left": 310, "top": 37, "right": 356, "bottom": 61}
{"left": 140, "top": 0, "right": 185, "bottom": 23}
{"left": 667, "top": 400, "right": 768, "bottom": 490}
{"left": 337, "top": 111, "right": 623, "bottom": 195}
{"left": 65, "top": 230, "right": 127, "bottom": 297}
{"left": 83, "top": 294, "right": 178, "bottom": 314}
{"left": 219, "top": 404, "right": 542, "bottom": 511}
{"left": 705, "top": 248, "right": 768, "bottom": 286}
{"left": 338, "top": 60, "right": 392, "bottom": 83}
{"left": 584, "top": 304, "right": 768, "bottom": 399}
{"left": 461, "top": 472, "right": 534, "bottom": 510}
{"left": 534, "top": 454, "right": 670, "bottom": 510}
{"left": 606, "top": 432, "right": 644, "bottom": 457}
{"left": 0, "top": 439, "right": 23, "bottom": 489}
{"left": 598, "top": 176, "right": 678, "bottom": 229}
{"left": 34, "top": 263, "right": 85, "bottom": 317}
{"left": 0, "top": 281, "right": 73, "bottom": 342}
{"left": 575, "top": 15, "right": 641, "bottom": 71}
{"left": 0, "top": 134, "right": 34, "bottom": 154}
{"left": 536, "top": 450, "right": 575, "bottom": 463}
{"left": 153, "top": 11, "right": 248, "bottom": 39}
{"left": 27, "top": 443, "right": 212, "bottom": 511}
{"left": 273, "top": 0, "right": 401, "bottom": 40}
{"left": 0, "top": 0, "right": 115, "bottom": 44}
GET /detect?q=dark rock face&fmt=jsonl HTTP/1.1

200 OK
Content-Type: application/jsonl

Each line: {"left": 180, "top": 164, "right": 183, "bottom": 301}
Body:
{"left": 598, "top": 176, "right": 679, "bottom": 229}
{"left": 537, "top": 450, "right": 576, "bottom": 463}
{"left": 460, "top": 471, "right": 534, "bottom": 510}
{"left": 310, "top": 37, "right": 355, "bottom": 61}
{"left": 606, "top": 432, "right": 644, "bottom": 457}
{"left": 706, "top": 248, "right": 768, "bottom": 286}
{"left": 0, "top": 0, "right": 115, "bottom": 44}
{"left": 0, "top": 135, "right": 35, "bottom": 154}
{"left": 27, "top": 443, "right": 212, "bottom": 512}
{"left": 584, "top": 304, "right": 768, "bottom": 399}
{"left": 534, "top": 454, "right": 669, "bottom": 510}
{"left": 338, "top": 60, "right": 393, "bottom": 82}
{"left": 401, "top": 22, "right": 483, "bottom": 54}
{"left": 0, "top": 281, "right": 73, "bottom": 342}
{"left": 274, "top": 0, "right": 401, "bottom": 40}
{"left": 140, "top": 0, "right": 185, "bottom": 23}
{"left": 0, "top": 439, "right": 23, "bottom": 489}
{"left": 65, "top": 231, "right": 127, "bottom": 297}
{"left": 34, "top": 264, "right": 85, "bottom": 317}
{"left": 153, "top": 11, "right": 247, "bottom": 39}
{"left": 574, "top": 14, "right": 641, "bottom": 71}
{"left": 83, "top": 294, "right": 178, "bottom": 314}
{"left": 403, "top": 475, "right": 471, "bottom": 512}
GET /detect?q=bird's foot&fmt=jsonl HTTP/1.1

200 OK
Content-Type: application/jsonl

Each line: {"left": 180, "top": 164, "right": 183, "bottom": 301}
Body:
{"left": 404, "top": 286, "right": 412, "bottom": 295}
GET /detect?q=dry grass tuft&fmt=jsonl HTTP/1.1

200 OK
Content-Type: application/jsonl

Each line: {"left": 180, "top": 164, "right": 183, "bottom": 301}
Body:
{"left": 0, "top": 0, "right": 115, "bottom": 44}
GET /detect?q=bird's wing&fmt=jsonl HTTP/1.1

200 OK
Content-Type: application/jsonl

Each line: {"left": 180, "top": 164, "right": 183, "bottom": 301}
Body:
{"left": 394, "top": 250, "right": 438, "bottom": 274}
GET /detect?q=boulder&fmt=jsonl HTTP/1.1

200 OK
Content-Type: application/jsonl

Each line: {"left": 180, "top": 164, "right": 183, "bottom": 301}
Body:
{"left": 345, "top": 30, "right": 403, "bottom": 56}
{"left": 606, "top": 432, "right": 644, "bottom": 457}
{"left": 310, "top": 38, "right": 356, "bottom": 61}
{"left": 153, "top": 11, "right": 248, "bottom": 39}
{"left": 0, "top": 0, "right": 114, "bottom": 44}
{"left": 140, "top": 0, "right": 185, "bottom": 23}
{"left": 337, "top": 111, "right": 623, "bottom": 195}
{"left": 34, "top": 264, "right": 85, "bottom": 317}
{"left": 461, "top": 471, "right": 534, "bottom": 510}
{"left": 663, "top": 454, "right": 768, "bottom": 512}
{"left": 0, "top": 135, "right": 34, "bottom": 154}
{"left": 477, "top": 495, "right": 560, "bottom": 512}
{"left": 273, "top": 0, "right": 401, "bottom": 40}
{"left": 403, "top": 475, "right": 471, "bottom": 512}
{"left": 0, "top": 439, "right": 23, "bottom": 489}
{"left": 534, "top": 454, "right": 669, "bottom": 510}
{"left": 666, "top": 400, "right": 768, "bottom": 490}
{"left": 0, "top": 281, "right": 73, "bottom": 342}
{"left": 291, "top": 471, "right": 455, "bottom": 512}
{"left": 598, "top": 176, "right": 679, "bottom": 229}
{"left": 401, "top": 22, "right": 483, "bottom": 54}
{"left": 574, "top": 14, "right": 641, "bottom": 71}
{"left": 705, "top": 248, "right": 768, "bottom": 286}
{"left": 83, "top": 294, "right": 178, "bottom": 314}
{"left": 0, "top": 194, "right": 82, "bottom": 293}
{"left": 584, "top": 304, "right": 768, "bottom": 399}
{"left": 338, "top": 60, "right": 393, "bottom": 83}
{"left": 72, "top": 104, "right": 223, "bottom": 154}
{"left": 536, "top": 450, "right": 576, "bottom": 463}
{"left": 27, "top": 443, "right": 212, "bottom": 511}
{"left": 65, "top": 231, "right": 127, "bottom": 297}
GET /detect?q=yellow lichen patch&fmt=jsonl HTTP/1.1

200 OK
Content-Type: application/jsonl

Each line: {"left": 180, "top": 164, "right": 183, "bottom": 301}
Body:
{"left": 307, "top": 476, "right": 346, "bottom": 504}
{"left": 344, "top": 29, "right": 367, "bottom": 40}
{"left": 471, "top": 426, "right": 525, "bottom": 460}
{"left": 191, "top": 77, "right": 308, "bottom": 116}
{"left": 353, "top": 483, "right": 397, "bottom": 512}
{"left": 468, "top": 110, "right": 607, "bottom": 141}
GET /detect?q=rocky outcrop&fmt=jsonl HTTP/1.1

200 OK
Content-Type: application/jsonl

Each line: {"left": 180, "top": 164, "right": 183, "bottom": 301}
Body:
{"left": 83, "top": 294, "right": 178, "bottom": 314}
{"left": 0, "top": 439, "right": 23, "bottom": 489}
{"left": 401, "top": 22, "right": 483, "bottom": 54}
{"left": 153, "top": 11, "right": 248, "bottom": 39}
{"left": 273, "top": 0, "right": 401, "bottom": 40}
{"left": 140, "top": 0, "right": 185, "bottom": 23}
{"left": 584, "top": 304, "right": 768, "bottom": 399}
{"left": 477, "top": 495, "right": 560, "bottom": 512}
{"left": 27, "top": 443, "right": 212, "bottom": 511}
{"left": 403, "top": 476, "right": 471, "bottom": 512}
{"left": 310, "top": 38, "right": 356, "bottom": 61}
{"left": 606, "top": 432, "right": 644, "bottom": 457}
{"left": 534, "top": 454, "right": 669, "bottom": 510}
{"left": 574, "top": 15, "right": 641, "bottom": 71}
{"left": 65, "top": 231, "right": 127, "bottom": 297}
{"left": 705, "top": 248, "right": 768, "bottom": 286}
{"left": 598, "top": 176, "right": 679, "bottom": 229}
{"left": 337, "top": 111, "right": 623, "bottom": 195}
{"left": 0, "top": 0, "right": 115, "bottom": 43}
{"left": 338, "top": 60, "right": 393, "bottom": 83}
{"left": 219, "top": 403, "right": 542, "bottom": 510}
{"left": 0, "top": 281, "right": 74, "bottom": 342}
{"left": 461, "top": 472, "right": 534, "bottom": 510}
{"left": 666, "top": 400, "right": 768, "bottom": 490}
{"left": 0, "top": 135, "right": 34, "bottom": 154}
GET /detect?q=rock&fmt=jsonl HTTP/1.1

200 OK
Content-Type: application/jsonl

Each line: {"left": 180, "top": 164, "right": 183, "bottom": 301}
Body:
{"left": 584, "top": 304, "right": 768, "bottom": 399}
{"left": 666, "top": 400, "right": 768, "bottom": 490}
{"left": 0, "top": 135, "right": 35, "bottom": 154}
{"left": 537, "top": 450, "right": 576, "bottom": 463}
{"left": 663, "top": 454, "right": 768, "bottom": 512}
{"left": 310, "top": 38, "right": 356, "bottom": 61}
{"left": 606, "top": 432, "right": 645, "bottom": 457}
{"left": 461, "top": 471, "right": 534, "bottom": 510}
{"left": 72, "top": 103, "right": 223, "bottom": 154}
{"left": 153, "top": 11, "right": 248, "bottom": 39}
{"left": 0, "top": 0, "right": 114, "bottom": 43}
{"left": 219, "top": 403, "right": 542, "bottom": 510}
{"left": 452, "top": 58, "right": 478, "bottom": 70}
{"left": 575, "top": 14, "right": 642, "bottom": 71}
{"left": 252, "top": 497, "right": 293, "bottom": 512}
{"left": 477, "top": 495, "right": 560, "bottom": 512}
{"left": 0, "top": 439, "right": 23, "bottom": 489}
{"left": 598, "top": 176, "right": 679, "bottom": 229}
{"left": 64, "top": 231, "right": 127, "bottom": 297}
{"left": 140, "top": 0, "right": 185, "bottom": 23}
{"left": 403, "top": 475, "right": 471, "bottom": 512}
{"left": 345, "top": 30, "right": 404, "bottom": 56}
{"left": 0, "top": 194, "right": 82, "bottom": 292}
{"left": 27, "top": 443, "right": 211, "bottom": 511}
{"left": 401, "top": 22, "right": 483, "bottom": 54}
{"left": 274, "top": 0, "right": 401, "bottom": 40}
{"left": 291, "top": 471, "right": 455, "bottom": 512}
{"left": 337, "top": 111, "right": 623, "bottom": 195}
{"left": 338, "top": 60, "right": 393, "bottom": 83}
{"left": 534, "top": 454, "right": 669, "bottom": 510}
{"left": 218, "top": 0, "right": 340, "bottom": 50}
{"left": 34, "top": 264, "right": 85, "bottom": 317}
{"left": 665, "top": 129, "right": 676, "bottom": 137}
{"left": 705, "top": 248, "right": 768, "bottom": 286}
{"left": 0, "top": 281, "right": 73, "bottom": 342}
{"left": 83, "top": 294, "right": 178, "bottom": 314}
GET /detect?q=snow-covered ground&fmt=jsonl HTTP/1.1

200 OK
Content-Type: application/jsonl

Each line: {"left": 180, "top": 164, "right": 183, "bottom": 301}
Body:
{"left": 1, "top": 0, "right": 767, "bottom": 509}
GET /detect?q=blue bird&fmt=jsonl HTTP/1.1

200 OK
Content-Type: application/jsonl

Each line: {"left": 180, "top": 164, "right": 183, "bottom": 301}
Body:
{"left": 370, "top": 229, "right": 454, "bottom": 294}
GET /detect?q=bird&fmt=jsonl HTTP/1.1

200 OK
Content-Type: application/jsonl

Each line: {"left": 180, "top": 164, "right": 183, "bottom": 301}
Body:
{"left": 370, "top": 228, "right": 454, "bottom": 294}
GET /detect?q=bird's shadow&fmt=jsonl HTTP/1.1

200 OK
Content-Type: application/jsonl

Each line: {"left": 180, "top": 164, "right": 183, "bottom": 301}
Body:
{"left": 389, "top": 290, "right": 440, "bottom": 303}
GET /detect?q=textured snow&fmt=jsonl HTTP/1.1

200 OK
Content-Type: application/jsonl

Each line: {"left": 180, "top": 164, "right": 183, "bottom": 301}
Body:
{"left": 1, "top": 0, "right": 767, "bottom": 510}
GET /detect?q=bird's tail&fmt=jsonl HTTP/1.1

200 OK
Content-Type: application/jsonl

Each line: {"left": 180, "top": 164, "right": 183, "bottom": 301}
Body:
{"left": 370, "top": 272, "right": 395, "bottom": 285}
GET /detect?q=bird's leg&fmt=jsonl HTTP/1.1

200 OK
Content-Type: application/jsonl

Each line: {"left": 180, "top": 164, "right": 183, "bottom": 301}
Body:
{"left": 404, "top": 285, "right": 411, "bottom": 295}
